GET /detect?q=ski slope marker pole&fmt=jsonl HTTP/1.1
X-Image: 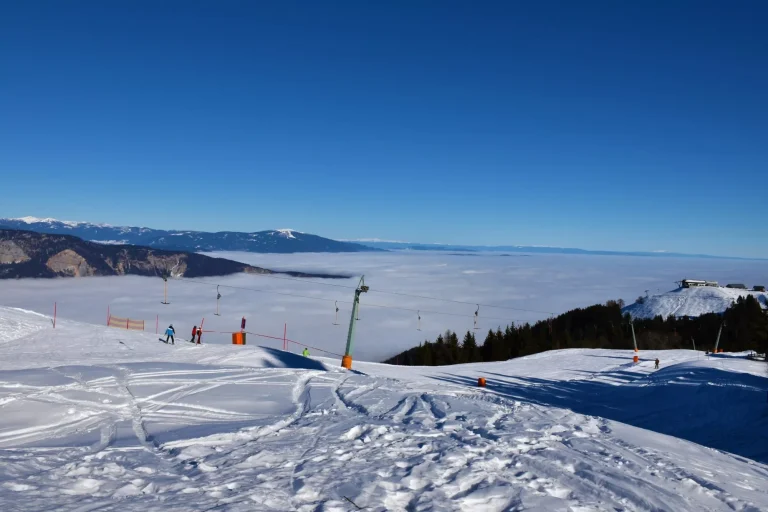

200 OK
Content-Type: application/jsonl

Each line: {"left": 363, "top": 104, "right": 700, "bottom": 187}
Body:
{"left": 283, "top": 323, "right": 287, "bottom": 351}
{"left": 53, "top": 302, "right": 57, "bottom": 329}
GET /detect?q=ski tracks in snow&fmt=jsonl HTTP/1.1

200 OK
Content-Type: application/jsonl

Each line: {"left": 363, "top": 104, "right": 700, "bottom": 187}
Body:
{"left": 1, "top": 362, "right": 768, "bottom": 511}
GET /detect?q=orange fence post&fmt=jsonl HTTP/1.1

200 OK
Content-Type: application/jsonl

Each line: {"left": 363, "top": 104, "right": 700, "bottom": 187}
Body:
{"left": 477, "top": 377, "right": 486, "bottom": 387}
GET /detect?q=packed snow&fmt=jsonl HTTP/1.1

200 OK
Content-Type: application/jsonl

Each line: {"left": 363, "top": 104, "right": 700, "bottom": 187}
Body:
{"left": 1, "top": 305, "right": 767, "bottom": 511}
{"left": 274, "top": 229, "right": 299, "bottom": 239}
{"left": 623, "top": 286, "right": 768, "bottom": 319}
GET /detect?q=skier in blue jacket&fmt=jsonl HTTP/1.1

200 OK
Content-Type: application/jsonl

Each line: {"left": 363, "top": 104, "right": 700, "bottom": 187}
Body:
{"left": 165, "top": 324, "right": 175, "bottom": 345}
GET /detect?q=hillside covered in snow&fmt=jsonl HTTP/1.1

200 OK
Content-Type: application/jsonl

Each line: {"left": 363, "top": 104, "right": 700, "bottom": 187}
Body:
{"left": 1, "top": 305, "right": 767, "bottom": 510}
{"left": 623, "top": 285, "right": 768, "bottom": 319}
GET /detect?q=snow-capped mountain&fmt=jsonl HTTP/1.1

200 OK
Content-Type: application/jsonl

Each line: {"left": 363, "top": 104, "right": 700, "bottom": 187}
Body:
{"left": 0, "top": 217, "right": 375, "bottom": 254}
{"left": 623, "top": 285, "right": 768, "bottom": 319}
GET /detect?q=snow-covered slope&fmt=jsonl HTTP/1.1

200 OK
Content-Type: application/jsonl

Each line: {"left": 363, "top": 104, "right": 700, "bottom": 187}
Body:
{"left": 623, "top": 286, "right": 768, "bottom": 319}
{"left": 1, "top": 306, "right": 767, "bottom": 511}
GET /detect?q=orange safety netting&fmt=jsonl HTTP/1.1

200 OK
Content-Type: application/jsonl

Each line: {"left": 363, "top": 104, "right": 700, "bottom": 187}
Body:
{"left": 108, "top": 316, "right": 145, "bottom": 331}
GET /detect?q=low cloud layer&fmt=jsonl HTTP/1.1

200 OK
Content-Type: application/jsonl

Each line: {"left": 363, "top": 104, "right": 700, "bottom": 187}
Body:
{"left": 0, "top": 251, "right": 765, "bottom": 362}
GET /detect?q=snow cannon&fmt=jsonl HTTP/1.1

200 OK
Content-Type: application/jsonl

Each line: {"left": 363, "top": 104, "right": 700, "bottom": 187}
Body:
{"left": 633, "top": 355, "right": 639, "bottom": 363}
{"left": 477, "top": 377, "right": 486, "bottom": 388}
{"left": 342, "top": 355, "right": 352, "bottom": 370}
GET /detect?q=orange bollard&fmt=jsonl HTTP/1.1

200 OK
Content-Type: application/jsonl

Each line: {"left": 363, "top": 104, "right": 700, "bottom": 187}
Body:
{"left": 341, "top": 355, "right": 352, "bottom": 369}
{"left": 477, "top": 377, "right": 486, "bottom": 387}
{"left": 633, "top": 355, "right": 639, "bottom": 363}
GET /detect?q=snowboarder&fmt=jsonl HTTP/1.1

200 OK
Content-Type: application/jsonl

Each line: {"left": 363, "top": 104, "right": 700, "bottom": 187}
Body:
{"left": 654, "top": 358, "right": 660, "bottom": 369}
{"left": 302, "top": 347, "right": 310, "bottom": 357}
{"left": 165, "top": 324, "right": 175, "bottom": 345}
{"left": 191, "top": 325, "right": 197, "bottom": 342}
{"left": 196, "top": 326, "right": 202, "bottom": 344}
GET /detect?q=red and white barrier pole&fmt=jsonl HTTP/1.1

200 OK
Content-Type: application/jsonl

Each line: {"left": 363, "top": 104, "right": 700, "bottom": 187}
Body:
{"left": 107, "top": 305, "right": 110, "bottom": 326}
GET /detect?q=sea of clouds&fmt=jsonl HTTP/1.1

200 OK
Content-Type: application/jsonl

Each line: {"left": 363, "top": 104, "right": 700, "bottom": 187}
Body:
{"left": 0, "top": 251, "right": 765, "bottom": 361}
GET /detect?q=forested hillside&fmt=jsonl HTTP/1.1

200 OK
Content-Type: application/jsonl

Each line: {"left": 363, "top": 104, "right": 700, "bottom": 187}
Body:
{"left": 384, "top": 296, "right": 768, "bottom": 366}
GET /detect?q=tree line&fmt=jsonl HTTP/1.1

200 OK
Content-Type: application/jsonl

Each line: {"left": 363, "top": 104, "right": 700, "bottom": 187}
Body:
{"left": 383, "top": 295, "right": 768, "bottom": 366}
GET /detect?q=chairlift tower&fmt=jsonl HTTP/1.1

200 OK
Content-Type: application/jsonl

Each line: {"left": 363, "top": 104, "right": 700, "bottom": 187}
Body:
{"left": 630, "top": 319, "right": 639, "bottom": 363}
{"left": 342, "top": 276, "right": 368, "bottom": 370}
{"left": 161, "top": 274, "right": 170, "bottom": 305}
{"left": 713, "top": 321, "right": 725, "bottom": 353}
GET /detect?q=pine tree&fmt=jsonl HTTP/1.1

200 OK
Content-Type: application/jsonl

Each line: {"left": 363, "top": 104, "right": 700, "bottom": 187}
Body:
{"left": 462, "top": 331, "right": 480, "bottom": 362}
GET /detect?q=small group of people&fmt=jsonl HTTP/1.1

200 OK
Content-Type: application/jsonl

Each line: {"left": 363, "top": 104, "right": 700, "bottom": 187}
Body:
{"left": 163, "top": 324, "right": 202, "bottom": 345}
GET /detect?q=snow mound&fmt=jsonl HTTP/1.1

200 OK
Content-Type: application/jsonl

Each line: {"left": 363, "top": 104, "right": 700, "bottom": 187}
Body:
{"left": 1, "top": 306, "right": 768, "bottom": 511}
{"left": 623, "top": 286, "right": 768, "bottom": 319}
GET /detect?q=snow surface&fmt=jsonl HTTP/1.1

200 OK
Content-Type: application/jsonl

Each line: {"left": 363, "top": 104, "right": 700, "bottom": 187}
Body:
{"left": 1, "top": 305, "right": 768, "bottom": 511}
{"left": 14, "top": 216, "right": 81, "bottom": 227}
{"left": 624, "top": 286, "right": 768, "bottom": 319}
{"left": 274, "top": 229, "right": 299, "bottom": 239}
{"left": 9, "top": 216, "right": 113, "bottom": 228}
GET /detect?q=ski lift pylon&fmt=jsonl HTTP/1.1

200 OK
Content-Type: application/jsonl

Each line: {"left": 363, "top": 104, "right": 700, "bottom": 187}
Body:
{"left": 473, "top": 304, "right": 479, "bottom": 330}
{"left": 161, "top": 272, "right": 170, "bottom": 305}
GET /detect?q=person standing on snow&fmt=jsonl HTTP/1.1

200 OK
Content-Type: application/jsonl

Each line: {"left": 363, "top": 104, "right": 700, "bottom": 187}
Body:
{"left": 196, "top": 326, "right": 202, "bottom": 344}
{"left": 654, "top": 358, "right": 660, "bottom": 369}
{"left": 191, "top": 325, "right": 197, "bottom": 343}
{"left": 302, "top": 347, "right": 310, "bottom": 357}
{"left": 165, "top": 325, "right": 175, "bottom": 345}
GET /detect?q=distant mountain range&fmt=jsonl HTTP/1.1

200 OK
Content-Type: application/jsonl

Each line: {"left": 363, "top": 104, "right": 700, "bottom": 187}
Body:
{"left": 0, "top": 217, "right": 375, "bottom": 254}
{"left": 0, "top": 229, "right": 349, "bottom": 280}
{"left": 352, "top": 240, "right": 761, "bottom": 260}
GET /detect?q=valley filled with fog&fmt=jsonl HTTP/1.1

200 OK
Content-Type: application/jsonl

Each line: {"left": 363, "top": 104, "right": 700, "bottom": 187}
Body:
{"left": 1, "top": 251, "right": 764, "bottom": 361}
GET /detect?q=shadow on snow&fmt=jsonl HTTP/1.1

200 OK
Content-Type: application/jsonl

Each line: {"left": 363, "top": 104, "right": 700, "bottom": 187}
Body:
{"left": 431, "top": 365, "right": 768, "bottom": 464}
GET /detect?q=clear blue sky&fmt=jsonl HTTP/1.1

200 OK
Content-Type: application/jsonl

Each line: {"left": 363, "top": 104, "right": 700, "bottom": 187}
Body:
{"left": 0, "top": 1, "right": 765, "bottom": 257}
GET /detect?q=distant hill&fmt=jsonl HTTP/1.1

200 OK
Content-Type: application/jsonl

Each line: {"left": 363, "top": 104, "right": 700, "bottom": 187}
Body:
{"left": 353, "top": 240, "right": 763, "bottom": 260}
{"left": 622, "top": 286, "right": 768, "bottom": 319}
{"left": 0, "top": 229, "right": 349, "bottom": 279}
{"left": 0, "top": 217, "right": 377, "bottom": 254}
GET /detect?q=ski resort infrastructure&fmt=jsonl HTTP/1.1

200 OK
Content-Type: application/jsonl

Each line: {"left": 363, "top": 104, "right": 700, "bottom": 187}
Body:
{"left": 1, "top": 303, "right": 768, "bottom": 511}
{"left": 623, "top": 282, "right": 768, "bottom": 319}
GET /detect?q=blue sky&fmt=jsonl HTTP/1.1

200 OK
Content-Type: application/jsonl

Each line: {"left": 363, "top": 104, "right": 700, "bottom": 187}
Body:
{"left": 0, "top": 1, "right": 765, "bottom": 258}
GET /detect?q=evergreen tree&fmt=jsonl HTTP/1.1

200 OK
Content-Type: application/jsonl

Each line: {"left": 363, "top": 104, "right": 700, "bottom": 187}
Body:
{"left": 462, "top": 331, "right": 480, "bottom": 362}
